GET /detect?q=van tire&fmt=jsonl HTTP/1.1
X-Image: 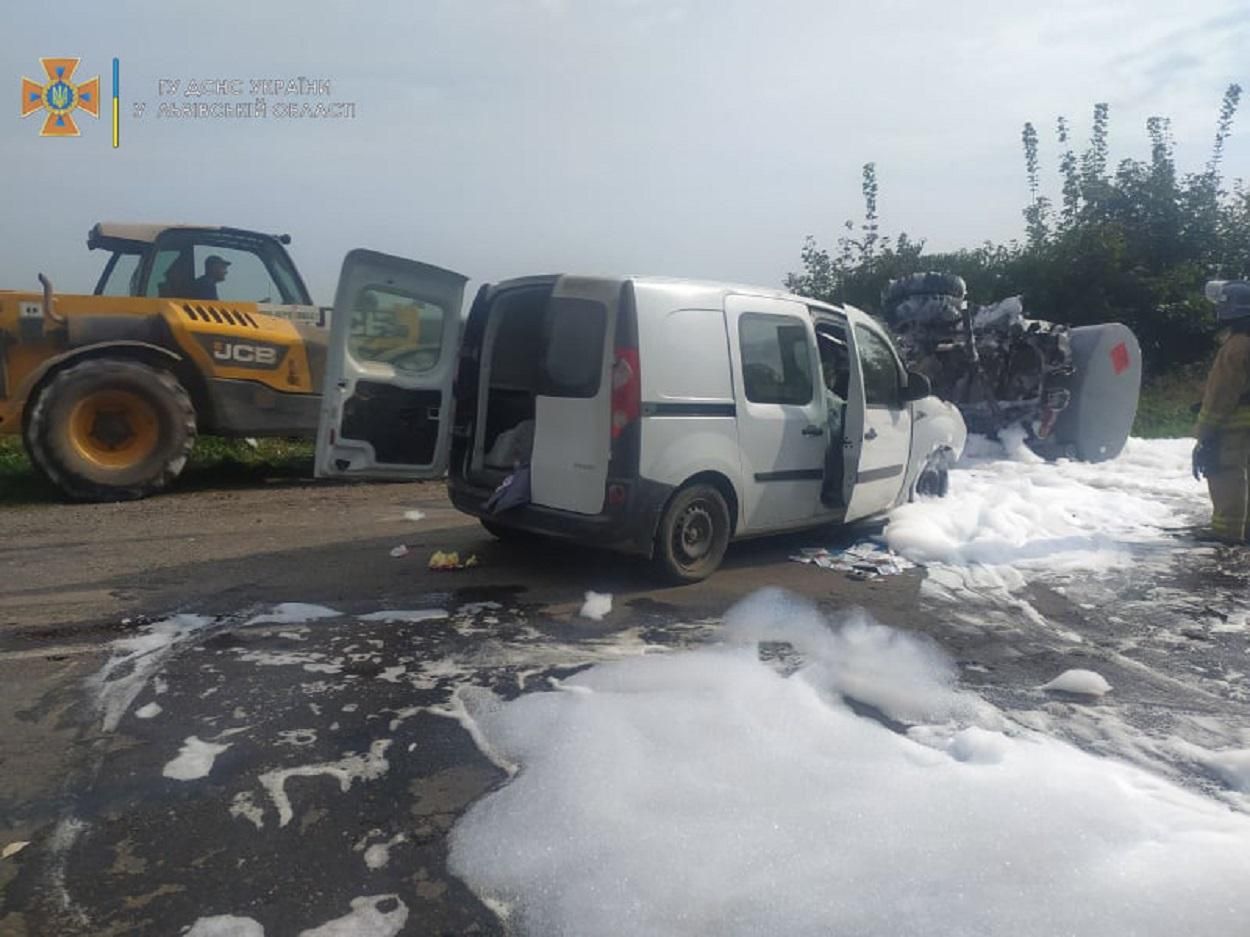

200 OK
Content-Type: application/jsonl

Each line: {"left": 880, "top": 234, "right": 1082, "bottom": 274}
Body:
{"left": 652, "top": 483, "right": 730, "bottom": 584}
{"left": 913, "top": 453, "right": 950, "bottom": 499}
{"left": 26, "top": 358, "right": 196, "bottom": 502}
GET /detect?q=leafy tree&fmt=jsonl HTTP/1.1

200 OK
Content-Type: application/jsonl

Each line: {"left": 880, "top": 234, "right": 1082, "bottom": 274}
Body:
{"left": 786, "top": 84, "right": 1248, "bottom": 373}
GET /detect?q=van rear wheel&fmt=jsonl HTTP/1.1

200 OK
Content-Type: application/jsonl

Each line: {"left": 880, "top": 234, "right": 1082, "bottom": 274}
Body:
{"left": 652, "top": 483, "right": 730, "bottom": 584}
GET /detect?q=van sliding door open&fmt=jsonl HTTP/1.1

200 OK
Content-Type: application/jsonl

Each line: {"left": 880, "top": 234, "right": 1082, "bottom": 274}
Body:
{"left": 726, "top": 295, "right": 827, "bottom": 530}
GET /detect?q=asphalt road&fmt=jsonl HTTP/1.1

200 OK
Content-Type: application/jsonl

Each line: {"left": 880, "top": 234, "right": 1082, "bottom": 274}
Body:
{"left": 0, "top": 476, "right": 1246, "bottom": 935}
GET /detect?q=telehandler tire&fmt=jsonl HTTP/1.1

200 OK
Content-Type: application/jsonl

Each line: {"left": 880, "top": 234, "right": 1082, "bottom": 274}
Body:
{"left": 25, "top": 357, "right": 197, "bottom": 502}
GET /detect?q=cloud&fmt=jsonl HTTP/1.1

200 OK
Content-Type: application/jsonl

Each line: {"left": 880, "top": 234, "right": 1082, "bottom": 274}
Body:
{"left": 1, "top": 0, "right": 1247, "bottom": 298}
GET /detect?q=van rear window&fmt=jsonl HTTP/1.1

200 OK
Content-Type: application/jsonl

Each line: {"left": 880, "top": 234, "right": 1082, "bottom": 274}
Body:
{"left": 540, "top": 298, "right": 607, "bottom": 398}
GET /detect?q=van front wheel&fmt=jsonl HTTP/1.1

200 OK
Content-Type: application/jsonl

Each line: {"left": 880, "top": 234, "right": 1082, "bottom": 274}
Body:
{"left": 652, "top": 483, "right": 730, "bottom": 584}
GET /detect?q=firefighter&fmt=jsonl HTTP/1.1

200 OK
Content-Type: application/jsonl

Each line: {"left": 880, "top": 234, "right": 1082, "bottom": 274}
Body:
{"left": 1193, "top": 281, "right": 1250, "bottom": 544}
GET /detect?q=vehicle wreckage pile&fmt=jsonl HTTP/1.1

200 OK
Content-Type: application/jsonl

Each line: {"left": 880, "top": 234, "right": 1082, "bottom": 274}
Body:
{"left": 882, "top": 273, "right": 1142, "bottom": 462}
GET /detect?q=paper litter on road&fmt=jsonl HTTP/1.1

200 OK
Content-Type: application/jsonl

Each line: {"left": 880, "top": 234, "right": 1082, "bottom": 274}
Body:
{"left": 580, "top": 591, "right": 613, "bottom": 620}
{"left": 791, "top": 542, "right": 916, "bottom": 579}
{"left": 2, "top": 841, "right": 29, "bottom": 860}
{"left": 389, "top": 544, "right": 409, "bottom": 558}
{"left": 403, "top": 510, "right": 426, "bottom": 522}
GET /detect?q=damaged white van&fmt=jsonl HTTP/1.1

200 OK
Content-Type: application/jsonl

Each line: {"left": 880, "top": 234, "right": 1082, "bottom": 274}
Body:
{"left": 315, "top": 250, "right": 966, "bottom": 582}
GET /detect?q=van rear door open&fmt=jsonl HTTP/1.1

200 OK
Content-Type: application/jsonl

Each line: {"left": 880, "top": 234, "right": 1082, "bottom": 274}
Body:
{"left": 528, "top": 277, "right": 618, "bottom": 515}
{"left": 315, "top": 249, "right": 466, "bottom": 479}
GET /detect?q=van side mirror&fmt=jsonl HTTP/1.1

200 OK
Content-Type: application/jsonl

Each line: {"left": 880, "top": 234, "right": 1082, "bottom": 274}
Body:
{"left": 902, "top": 370, "right": 932, "bottom": 402}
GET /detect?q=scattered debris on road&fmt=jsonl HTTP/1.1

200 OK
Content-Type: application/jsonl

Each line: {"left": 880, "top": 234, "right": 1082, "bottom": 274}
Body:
{"left": 791, "top": 542, "right": 916, "bottom": 579}
{"left": 428, "top": 550, "right": 479, "bottom": 571}
{"left": 580, "top": 591, "right": 613, "bottom": 620}
{"left": 389, "top": 544, "right": 409, "bottom": 558}
{"left": 2, "top": 841, "right": 30, "bottom": 860}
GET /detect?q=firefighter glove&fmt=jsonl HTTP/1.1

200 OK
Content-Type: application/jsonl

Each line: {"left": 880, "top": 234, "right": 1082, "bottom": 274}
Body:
{"left": 1192, "top": 436, "right": 1221, "bottom": 480}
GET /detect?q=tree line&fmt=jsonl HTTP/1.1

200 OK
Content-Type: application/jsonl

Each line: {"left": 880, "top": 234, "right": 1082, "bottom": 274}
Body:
{"left": 786, "top": 85, "right": 1247, "bottom": 372}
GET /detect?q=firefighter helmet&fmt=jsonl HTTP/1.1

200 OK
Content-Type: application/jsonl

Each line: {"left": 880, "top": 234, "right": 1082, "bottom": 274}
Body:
{"left": 1205, "top": 280, "right": 1250, "bottom": 323}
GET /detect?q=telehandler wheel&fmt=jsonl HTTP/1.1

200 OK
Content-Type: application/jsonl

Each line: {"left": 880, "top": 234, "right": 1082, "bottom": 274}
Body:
{"left": 651, "top": 483, "right": 731, "bottom": 584}
{"left": 26, "top": 358, "right": 197, "bottom": 502}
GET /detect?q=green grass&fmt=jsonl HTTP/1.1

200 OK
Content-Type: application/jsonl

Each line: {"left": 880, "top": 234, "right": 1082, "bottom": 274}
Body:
{"left": 0, "top": 435, "right": 314, "bottom": 505}
{"left": 0, "top": 367, "right": 1206, "bottom": 505}
{"left": 1132, "top": 364, "right": 1207, "bottom": 439}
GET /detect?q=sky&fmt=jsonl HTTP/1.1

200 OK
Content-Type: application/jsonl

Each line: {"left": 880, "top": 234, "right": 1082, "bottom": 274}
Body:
{"left": 2, "top": 0, "right": 1248, "bottom": 305}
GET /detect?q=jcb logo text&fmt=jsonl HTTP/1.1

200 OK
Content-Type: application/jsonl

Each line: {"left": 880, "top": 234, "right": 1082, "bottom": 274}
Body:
{"left": 213, "top": 342, "right": 278, "bottom": 365}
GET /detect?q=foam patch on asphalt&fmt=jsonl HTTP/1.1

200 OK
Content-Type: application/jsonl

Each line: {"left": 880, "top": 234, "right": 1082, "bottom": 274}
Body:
{"left": 163, "top": 736, "right": 231, "bottom": 781}
{"left": 297, "top": 894, "right": 408, "bottom": 936}
{"left": 1041, "top": 668, "right": 1113, "bottom": 697}
{"left": 245, "top": 603, "right": 342, "bottom": 626}
{"left": 90, "top": 614, "right": 213, "bottom": 732}
{"left": 185, "top": 915, "right": 265, "bottom": 937}
{"left": 886, "top": 437, "right": 1203, "bottom": 573}
{"left": 448, "top": 591, "right": 1250, "bottom": 937}
{"left": 258, "top": 740, "right": 392, "bottom": 827}
{"left": 357, "top": 609, "right": 449, "bottom": 623}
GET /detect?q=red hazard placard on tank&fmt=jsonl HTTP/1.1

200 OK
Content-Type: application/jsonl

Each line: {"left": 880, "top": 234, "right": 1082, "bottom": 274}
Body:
{"left": 1110, "top": 341, "right": 1130, "bottom": 375}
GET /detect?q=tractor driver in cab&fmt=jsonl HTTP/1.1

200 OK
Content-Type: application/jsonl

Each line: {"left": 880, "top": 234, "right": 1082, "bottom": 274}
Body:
{"left": 190, "top": 254, "right": 231, "bottom": 301}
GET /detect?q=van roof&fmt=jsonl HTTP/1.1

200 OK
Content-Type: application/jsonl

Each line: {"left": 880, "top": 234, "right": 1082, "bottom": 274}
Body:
{"left": 493, "top": 272, "right": 848, "bottom": 316}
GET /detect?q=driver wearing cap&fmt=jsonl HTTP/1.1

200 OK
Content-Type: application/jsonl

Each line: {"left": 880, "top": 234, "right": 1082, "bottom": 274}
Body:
{"left": 190, "top": 254, "right": 231, "bottom": 301}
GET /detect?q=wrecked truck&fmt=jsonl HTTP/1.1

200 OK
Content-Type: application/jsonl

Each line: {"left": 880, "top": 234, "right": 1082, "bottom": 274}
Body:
{"left": 881, "top": 273, "right": 1141, "bottom": 462}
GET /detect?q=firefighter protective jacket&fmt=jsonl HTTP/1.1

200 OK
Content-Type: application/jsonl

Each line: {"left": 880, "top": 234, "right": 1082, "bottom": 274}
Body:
{"left": 1197, "top": 331, "right": 1250, "bottom": 435}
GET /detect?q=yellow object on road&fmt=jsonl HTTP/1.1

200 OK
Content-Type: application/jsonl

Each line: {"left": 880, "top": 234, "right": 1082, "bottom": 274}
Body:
{"left": 428, "top": 550, "right": 479, "bottom": 570}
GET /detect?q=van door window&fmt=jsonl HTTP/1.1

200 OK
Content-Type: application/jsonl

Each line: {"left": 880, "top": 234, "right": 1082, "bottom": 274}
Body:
{"left": 349, "top": 286, "right": 446, "bottom": 373}
{"left": 854, "top": 324, "right": 904, "bottom": 408}
{"left": 539, "top": 298, "right": 607, "bottom": 398}
{"left": 739, "top": 313, "right": 814, "bottom": 405}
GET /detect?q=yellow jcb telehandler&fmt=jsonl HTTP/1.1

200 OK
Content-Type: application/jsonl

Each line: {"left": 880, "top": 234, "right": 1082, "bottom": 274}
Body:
{"left": 0, "top": 223, "right": 332, "bottom": 500}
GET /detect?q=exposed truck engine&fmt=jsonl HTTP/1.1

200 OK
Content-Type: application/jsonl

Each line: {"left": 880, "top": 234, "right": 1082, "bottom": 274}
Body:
{"left": 882, "top": 273, "right": 1142, "bottom": 462}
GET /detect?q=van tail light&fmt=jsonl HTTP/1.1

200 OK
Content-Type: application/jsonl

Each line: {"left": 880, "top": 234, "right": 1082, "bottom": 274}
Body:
{"left": 611, "top": 346, "right": 641, "bottom": 439}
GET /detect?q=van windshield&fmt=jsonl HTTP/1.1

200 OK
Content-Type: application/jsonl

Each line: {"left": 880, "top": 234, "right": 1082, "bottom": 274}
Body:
{"left": 539, "top": 298, "right": 607, "bottom": 398}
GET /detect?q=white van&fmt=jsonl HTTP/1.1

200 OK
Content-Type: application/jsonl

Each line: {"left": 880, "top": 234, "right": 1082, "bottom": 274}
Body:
{"left": 315, "top": 251, "right": 966, "bottom": 582}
